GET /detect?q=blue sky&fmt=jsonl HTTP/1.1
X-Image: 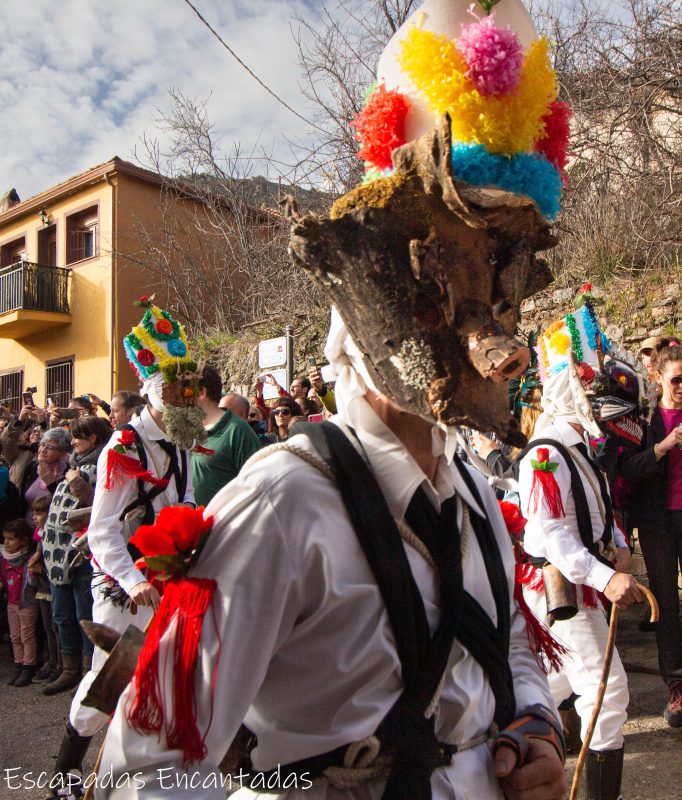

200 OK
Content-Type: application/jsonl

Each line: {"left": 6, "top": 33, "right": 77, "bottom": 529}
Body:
{"left": 0, "top": 0, "right": 319, "bottom": 199}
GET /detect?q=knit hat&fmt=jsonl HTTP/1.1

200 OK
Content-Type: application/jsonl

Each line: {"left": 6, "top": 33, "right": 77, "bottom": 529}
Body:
{"left": 123, "top": 297, "right": 206, "bottom": 450}
{"left": 352, "top": 0, "right": 570, "bottom": 220}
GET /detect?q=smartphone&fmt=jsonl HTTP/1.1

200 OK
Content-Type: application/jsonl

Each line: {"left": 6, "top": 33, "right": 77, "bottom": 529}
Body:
{"left": 55, "top": 407, "right": 79, "bottom": 419}
{"left": 308, "top": 357, "right": 317, "bottom": 367}
{"left": 22, "top": 391, "right": 34, "bottom": 407}
{"left": 47, "top": 398, "right": 54, "bottom": 409}
{"left": 308, "top": 413, "right": 324, "bottom": 424}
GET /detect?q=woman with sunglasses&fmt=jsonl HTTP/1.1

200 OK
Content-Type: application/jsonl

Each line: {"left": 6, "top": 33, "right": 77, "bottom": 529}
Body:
{"left": 619, "top": 344, "right": 682, "bottom": 728}
{"left": 271, "top": 397, "right": 301, "bottom": 442}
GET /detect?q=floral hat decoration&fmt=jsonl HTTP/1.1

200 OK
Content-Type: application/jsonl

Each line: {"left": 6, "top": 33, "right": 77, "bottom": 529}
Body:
{"left": 351, "top": 0, "right": 571, "bottom": 220}
{"left": 536, "top": 284, "right": 650, "bottom": 448}
{"left": 123, "top": 296, "right": 206, "bottom": 450}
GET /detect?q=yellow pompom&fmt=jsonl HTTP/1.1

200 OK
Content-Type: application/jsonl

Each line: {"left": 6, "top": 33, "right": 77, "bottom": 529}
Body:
{"left": 399, "top": 29, "right": 558, "bottom": 154}
{"left": 549, "top": 330, "right": 571, "bottom": 355}
{"left": 398, "top": 26, "right": 472, "bottom": 116}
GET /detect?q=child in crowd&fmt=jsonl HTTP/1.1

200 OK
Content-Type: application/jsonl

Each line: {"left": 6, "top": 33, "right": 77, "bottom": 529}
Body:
{"left": 28, "top": 495, "right": 61, "bottom": 682}
{"left": 0, "top": 518, "right": 38, "bottom": 687}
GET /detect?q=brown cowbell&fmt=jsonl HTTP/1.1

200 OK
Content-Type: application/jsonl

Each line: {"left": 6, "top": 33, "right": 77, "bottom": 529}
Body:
{"left": 288, "top": 115, "right": 557, "bottom": 445}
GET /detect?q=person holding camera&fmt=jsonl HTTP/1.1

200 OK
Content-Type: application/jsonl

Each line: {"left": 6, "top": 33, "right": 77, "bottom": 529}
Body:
{"left": 618, "top": 344, "right": 682, "bottom": 728}
{"left": 0, "top": 402, "right": 47, "bottom": 492}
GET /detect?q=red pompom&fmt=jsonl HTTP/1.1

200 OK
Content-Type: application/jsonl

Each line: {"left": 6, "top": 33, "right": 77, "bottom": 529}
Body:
{"left": 118, "top": 429, "right": 136, "bottom": 448}
{"left": 499, "top": 500, "right": 527, "bottom": 537}
{"left": 156, "top": 319, "right": 173, "bottom": 335}
{"left": 351, "top": 84, "right": 410, "bottom": 172}
{"left": 137, "top": 348, "right": 155, "bottom": 367}
{"left": 535, "top": 100, "right": 572, "bottom": 183}
{"left": 131, "top": 505, "right": 213, "bottom": 557}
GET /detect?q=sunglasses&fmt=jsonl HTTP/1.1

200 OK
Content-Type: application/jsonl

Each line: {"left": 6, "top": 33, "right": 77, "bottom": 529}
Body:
{"left": 273, "top": 409, "right": 292, "bottom": 416}
{"left": 248, "top": 412, "right": 260, "bottom": 419}
{"left": 669, "top": 375, "right": 682, "bottom": 386}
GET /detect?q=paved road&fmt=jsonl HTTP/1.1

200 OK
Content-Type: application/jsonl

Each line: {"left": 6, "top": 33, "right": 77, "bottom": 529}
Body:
{"left": 0, "top": 606, "right": 679, "bottom": 800}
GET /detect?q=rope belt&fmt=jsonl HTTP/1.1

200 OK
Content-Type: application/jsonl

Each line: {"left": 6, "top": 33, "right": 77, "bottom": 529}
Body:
{"left": 239, "top": 728, "right": 494, "bottom": 793}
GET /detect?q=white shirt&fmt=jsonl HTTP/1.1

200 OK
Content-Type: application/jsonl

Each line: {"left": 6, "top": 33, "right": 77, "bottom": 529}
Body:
{"left": 518, "top": 420, "right": 626, "bottom": 593}
{"left": 88, "top": 407, "right": 195, "bottom": 595}
{"left": 96, "top": 398, "right": 555, "bottom": 799}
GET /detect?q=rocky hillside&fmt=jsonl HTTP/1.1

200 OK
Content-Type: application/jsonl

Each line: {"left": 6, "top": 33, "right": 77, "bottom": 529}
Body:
{"left": 520, "top": 273, "right": 681, "bottom": 348}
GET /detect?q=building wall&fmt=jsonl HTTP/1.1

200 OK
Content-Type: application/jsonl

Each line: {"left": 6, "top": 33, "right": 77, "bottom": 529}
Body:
{"left": 0, "top": 182, "right": 114, "bottom": 406}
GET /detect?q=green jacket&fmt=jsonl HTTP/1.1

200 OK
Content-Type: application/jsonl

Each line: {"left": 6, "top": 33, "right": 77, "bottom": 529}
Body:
{"left": 191, "top": 410, "right": 261, "bottom": 507}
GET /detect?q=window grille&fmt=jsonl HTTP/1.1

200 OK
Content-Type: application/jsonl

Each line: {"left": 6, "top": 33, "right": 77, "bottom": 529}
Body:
{"left": 45, "top": 359, "right": 73, "bottom": 408}
{"left": 0, "top": 369, "right": 24, "bottom": 414}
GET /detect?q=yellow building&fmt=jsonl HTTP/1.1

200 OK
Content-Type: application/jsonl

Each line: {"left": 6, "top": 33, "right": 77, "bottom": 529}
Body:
{"left": 0, "top": 158, "right": 195, "bottom": 411}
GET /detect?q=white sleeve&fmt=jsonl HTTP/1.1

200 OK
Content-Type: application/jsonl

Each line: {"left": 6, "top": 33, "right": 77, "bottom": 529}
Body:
{"left": 95, "top": 481, "right": 302, "bottom": 799}
{"left": 87, "top": 439, "right": 146, "bottom": 595}
{"left": 475, "top": 477, "right": 558, "bottom": 719}
{"left": 612, "top": 517, "right": 627, "bottom": 549}
{"left": 181, "top": 449, "right": 195, "bottom": 507}
{"left": 518, "top": 445, "right": 614, "bottom": 593}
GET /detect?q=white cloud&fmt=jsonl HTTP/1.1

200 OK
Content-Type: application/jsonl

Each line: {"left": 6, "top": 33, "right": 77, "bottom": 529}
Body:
{"left": 0, "top": 0, "right": 321, "bottom": 198}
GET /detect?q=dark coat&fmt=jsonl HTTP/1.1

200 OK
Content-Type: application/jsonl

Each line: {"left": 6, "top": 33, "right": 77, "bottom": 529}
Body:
{"left": 617, "top": 409, "right": 668, "bottom": 529}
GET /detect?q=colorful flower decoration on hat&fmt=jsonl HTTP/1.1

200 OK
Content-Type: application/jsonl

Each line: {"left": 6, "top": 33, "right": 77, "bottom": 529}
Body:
{"left": 123, "top": 296, "right": 195, "bottom": 382}
{"left": 535, "top": 286, "right": 613, "bottom": 382}
{"left": 351, "top": 5, "right": 571, "bottom": 221}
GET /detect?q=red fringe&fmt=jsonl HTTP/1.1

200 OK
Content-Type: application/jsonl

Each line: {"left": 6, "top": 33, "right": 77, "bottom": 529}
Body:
{"left": 193, "top": 445, "right": 215, "bottom": 455}
{"left": 530, "top": 470, "right": 565, "bottom": 519}
{"left": 105, "top": 449, "right": 170, "bottom": 491}
{"left": 514, "top": 563, "right": 569, "bottom": 673}
{"left": 126, "top": 577, "right": 217, "bottom": 764}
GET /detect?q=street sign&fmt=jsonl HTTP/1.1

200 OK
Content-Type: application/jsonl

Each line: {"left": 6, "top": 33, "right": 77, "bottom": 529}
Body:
{"left": 258, "top": 336, "right": 287, "bottom": 369}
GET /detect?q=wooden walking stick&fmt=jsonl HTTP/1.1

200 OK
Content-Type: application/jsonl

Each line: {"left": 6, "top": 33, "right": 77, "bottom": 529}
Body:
{"left": 568, "top": 584, "right": 659, "bottom": 800}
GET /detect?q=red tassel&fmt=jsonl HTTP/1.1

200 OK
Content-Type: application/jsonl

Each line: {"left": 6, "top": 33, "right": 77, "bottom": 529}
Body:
{"left": 529, "top": 448, "right": 565, "bottom": 519}
{"left": 105, "top": 449, "right": 170, "bottom": 491}
{"left": 514, "top": 563, "right": 569, "bottom": 673}
{"left": 581, "top": 586, "right": 604, "bottom": 609}
{"left": 126, "top": 577, "right": 217, "bottom": 764}
{"left": 193, "top": 445, "right": 215, "bottom": 456}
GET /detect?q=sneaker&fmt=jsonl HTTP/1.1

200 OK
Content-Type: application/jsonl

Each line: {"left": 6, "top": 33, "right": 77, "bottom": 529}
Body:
{"left": 34, "top": 663, "right": 54, "bottom": 682}
{"left": 664, "top": 682, "right": 682, "bottom": 728}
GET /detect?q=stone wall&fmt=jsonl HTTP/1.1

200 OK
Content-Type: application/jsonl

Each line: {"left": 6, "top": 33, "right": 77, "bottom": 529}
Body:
{"left": 520, "top": 282, "right": 682, "bottom": 347}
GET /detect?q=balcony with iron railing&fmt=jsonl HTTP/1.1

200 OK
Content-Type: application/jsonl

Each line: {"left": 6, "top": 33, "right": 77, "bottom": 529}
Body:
{"left": 0, "top": 260, "right": 72, "bottom": 338}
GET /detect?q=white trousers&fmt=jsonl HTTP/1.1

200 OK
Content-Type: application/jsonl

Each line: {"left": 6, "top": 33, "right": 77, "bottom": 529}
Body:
{"left": 523, "top": 586, "right": 628, "bottom": 751}
{"left": 70, "top": 584, "right": 152, "bottom": 737}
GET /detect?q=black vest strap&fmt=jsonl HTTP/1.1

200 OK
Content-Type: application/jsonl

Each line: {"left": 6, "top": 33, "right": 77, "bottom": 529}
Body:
{"left": 118, "top": 425, "right": 187, "bottom": 527}
{"left": 290, "top": 422, "right": 514, "bottom": 799}
{"left": 515, "top": 438, "right": 612, "bottom": 559}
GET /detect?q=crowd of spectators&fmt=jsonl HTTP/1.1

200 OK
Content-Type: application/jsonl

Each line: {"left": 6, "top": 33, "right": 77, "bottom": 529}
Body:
{"left": 0, "top": 361, "right": 337, "bottom": 694}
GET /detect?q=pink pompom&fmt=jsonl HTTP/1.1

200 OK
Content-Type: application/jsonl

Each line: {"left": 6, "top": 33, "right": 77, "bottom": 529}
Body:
{"left": 456, "top": 13, "right": 524, "bottom": 98}
{"left": 351, "top": 84, "right": 410, "bottom": 172}
{"left": 535, "top": 100, "right": 572, "bottom": 181}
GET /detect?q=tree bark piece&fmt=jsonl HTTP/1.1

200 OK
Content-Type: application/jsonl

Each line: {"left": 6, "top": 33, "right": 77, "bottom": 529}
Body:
{"left": 289, "top": 115, "right": 557, "bottom": 444}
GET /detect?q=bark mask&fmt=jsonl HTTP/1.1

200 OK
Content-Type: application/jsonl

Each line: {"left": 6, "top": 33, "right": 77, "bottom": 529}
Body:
{"left": 288, "top": 117, "right": 557, "bottom": 446}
